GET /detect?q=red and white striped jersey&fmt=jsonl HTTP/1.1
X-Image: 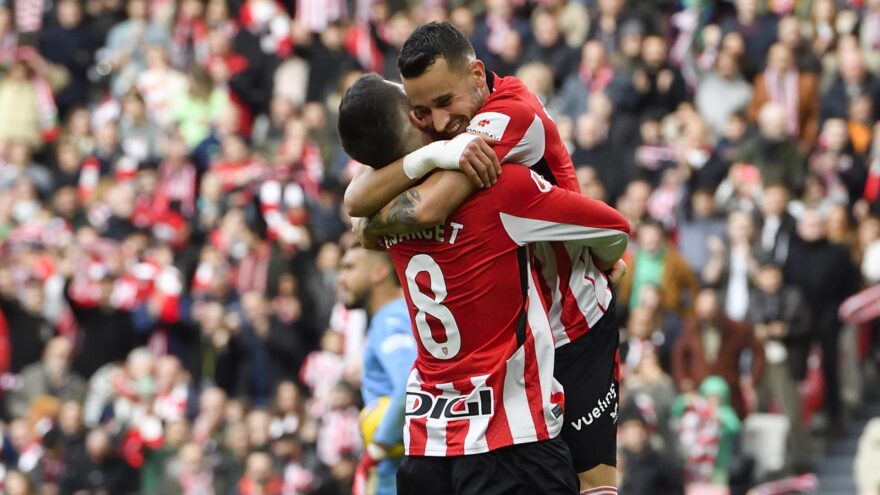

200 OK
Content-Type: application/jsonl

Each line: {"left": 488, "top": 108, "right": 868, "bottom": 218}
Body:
{"left": 385, "top": 165, "right": 629, "bottom": 456}
{"left": 467, "top": 73, "right": 616, "bottom": 347}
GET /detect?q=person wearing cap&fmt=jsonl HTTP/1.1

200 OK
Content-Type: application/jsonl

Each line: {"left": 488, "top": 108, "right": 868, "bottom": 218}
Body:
{"left": 671, "top": 375, "right": 742, "bottom": 488}
{"left": 618, "top": 401, "right": 683, "bottom": 495}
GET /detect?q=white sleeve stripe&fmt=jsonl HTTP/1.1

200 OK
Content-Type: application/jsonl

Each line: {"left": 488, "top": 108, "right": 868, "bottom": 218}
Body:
{"left": 500, "top": 212, "right": 628, "bottom": 249}
{"left": 503, "top": 115, "right": 545, "bottom": 167}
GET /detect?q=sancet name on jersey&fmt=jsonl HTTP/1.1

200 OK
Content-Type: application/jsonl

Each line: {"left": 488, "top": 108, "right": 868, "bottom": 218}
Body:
{"left": 382, "top": 221, "right": 465, "bottom": 248}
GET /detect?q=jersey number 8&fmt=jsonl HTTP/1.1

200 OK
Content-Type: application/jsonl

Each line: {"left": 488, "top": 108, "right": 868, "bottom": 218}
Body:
{"left": 405, "top": 254, "right": 462, "bottom": 360}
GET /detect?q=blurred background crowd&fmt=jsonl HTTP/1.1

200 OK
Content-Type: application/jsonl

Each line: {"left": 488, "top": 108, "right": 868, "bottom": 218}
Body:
{"left": 0, "top": 0, "right": 878, "bottom": 493}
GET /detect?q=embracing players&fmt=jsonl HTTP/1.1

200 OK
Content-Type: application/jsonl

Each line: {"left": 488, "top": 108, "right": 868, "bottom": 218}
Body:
{"left": 345, "top": 22, "right": 623, "bottom": 494}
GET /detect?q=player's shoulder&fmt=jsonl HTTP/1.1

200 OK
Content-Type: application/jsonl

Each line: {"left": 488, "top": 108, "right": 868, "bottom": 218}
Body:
{"left": 467, "top": 80, "right": 536, "bottom": 140}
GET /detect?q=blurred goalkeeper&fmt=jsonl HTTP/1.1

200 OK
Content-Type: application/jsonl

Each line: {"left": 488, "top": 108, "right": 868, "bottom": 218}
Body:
{"left": 337, "top": 244, "right": 416, "bottom": 495}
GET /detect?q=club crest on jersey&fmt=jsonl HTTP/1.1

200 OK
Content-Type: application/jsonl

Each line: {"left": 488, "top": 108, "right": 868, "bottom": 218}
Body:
{"left": 466, "top": 112, "right": 510, "bottom": 141}
{"left": 405, "top": 390, "right": 494, "bottom": 420}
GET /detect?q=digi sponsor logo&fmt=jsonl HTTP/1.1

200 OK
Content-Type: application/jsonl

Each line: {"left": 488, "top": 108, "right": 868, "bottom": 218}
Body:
{"left": 405, "top": 389, "right": 494, "bottom": 420}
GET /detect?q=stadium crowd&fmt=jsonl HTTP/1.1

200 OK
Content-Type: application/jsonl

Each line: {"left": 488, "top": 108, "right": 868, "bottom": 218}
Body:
{"left": 0, "top": 0, "right": 877, "bottom": 493}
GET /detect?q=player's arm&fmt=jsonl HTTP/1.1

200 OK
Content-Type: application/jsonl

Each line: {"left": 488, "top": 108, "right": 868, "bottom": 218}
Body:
{"left": 362, "top": 170, "right": 476, "bottom": 236}
{"left": 343, "top": 134, "right": 499, "bottom": 218}
{"left": 372, "top": 327, "right": 417, "bottom": 448}
{"left": 499, "top": 166, "right": 631, "bottom": 271}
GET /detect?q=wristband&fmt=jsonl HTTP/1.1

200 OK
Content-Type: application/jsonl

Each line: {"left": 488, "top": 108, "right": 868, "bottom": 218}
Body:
{"left": 402, "top": 140, "right": 446, "bottom": 179}
{"left": 434, "top": 134, "right": 479, "bottom": 170}
{"left": 401, "top": 134, "right": 480, "bottom": 179}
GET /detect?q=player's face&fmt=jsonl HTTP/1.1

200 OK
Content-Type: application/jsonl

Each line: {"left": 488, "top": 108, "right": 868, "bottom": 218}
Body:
{"left": 337, "top": 248, "right": 372, "bottom": 310}
{"left": 403, "top": 57, "right": 487, "bottom": 140}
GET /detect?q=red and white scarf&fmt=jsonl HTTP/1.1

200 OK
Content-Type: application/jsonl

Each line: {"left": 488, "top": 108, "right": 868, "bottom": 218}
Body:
{"left": 679, "top": 397, "right": 722, "bottom": 484}
{"left": 764, "top": 68, "right": 800, "bottom": 137}
{"left": 155, "top": 159, "right": 197, "bottom": 218}
{"left": 33, "top": 74, "right": 59, "bottom": 143}
{"left": 172, "top": 10, "right": 209, "bottom": 68}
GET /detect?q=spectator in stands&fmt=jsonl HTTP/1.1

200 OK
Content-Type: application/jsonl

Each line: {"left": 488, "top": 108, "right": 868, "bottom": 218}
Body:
{"left": 702, "top": 209, "right": 761, "bottom": 320}
{"left": 672, "top": 288, "right": 765, "bottom": 417}
{"left": 554, "top": 40, "right": 616, "bottom": 121}
{"left": 522, "top": 9, "right": 577, "bottom": 89}
{"left": 618, "top": 219, "right": 700, "bottom": 317}
{"left": 720, "top": 0, "right": 779, "bottom": 73}
{"left": 677, "top": 187, "right": 728, "bottom": 278}
{"left": 748, "top": 43, "right": 820, "bottom": 149}
{"left": 671, "top": 375, "right": 742, "bottom": 487}
{"left": 784, "top": 209, "right": 858, "bottom": 432}
{"left": 60, "top": 427, "right": 137, "bottom": 494}
{"left": 38, "top": 0, "right": 96, "bottom": 116}
{"left": 102, "top": 0, "right": 169, "bottom": 97}
{"left": 747, "top": 255, "right": 812, "bottom": 470}
{"left": 0, "top": 272, "right": 54, "bottom": 374}
{"left": 777, "top": 15, "right": 822, "bottom": 75}
{"left": 693, "top": 48, "right": 753, "bottom": 143}
{"left": 737, "top": 102, "right": 806, "bottom": 194}
{"left": 808, "top": 118, "right": 868, "bottom": 208}
{"left": 618, "top": 35, "right": 687, "bottom": 118}
{"left": 0, "top": 48, "right": 68, "bottom": 149}
{"left": 821, "top": 46, "right": 880, "bottom": 122}
{"left": 6, "top": 337, "right": 85, "bottom": 418}
{"left": 618, "top": 402, "right": 683, "bottom": 495}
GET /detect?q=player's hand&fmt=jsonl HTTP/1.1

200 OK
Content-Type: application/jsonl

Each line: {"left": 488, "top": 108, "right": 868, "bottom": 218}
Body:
{"left": 458, "top": 134, "right": 500, "bottom": 188}
{"left": 608, "top": 259, "right": 627, "bottom": 284}
{"left": 352, "top": 217, "right": 380, "bottom": 250}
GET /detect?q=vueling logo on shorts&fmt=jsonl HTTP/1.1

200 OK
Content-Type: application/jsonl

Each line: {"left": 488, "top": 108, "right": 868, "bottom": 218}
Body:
{"left": 405, "top": 390, "right": 494, "bottom": 420}
{"left": 570, "top": 382, "right": 618, "bottom": 431}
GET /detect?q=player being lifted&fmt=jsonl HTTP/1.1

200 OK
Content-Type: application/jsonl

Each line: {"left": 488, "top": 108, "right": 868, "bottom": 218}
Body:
{"left": 338, "top": 73, "right": 630, "bottom": 495}
{"left": 345, "top": 22, "right": 624, "bottom": 495}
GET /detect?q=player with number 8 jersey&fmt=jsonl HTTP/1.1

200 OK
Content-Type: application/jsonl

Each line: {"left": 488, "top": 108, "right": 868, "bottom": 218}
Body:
{"left": 339, "top": 73, "right": 630, "bottom": 494}
{"left": 378, "top": 163, "right": 630, "bottom": 458}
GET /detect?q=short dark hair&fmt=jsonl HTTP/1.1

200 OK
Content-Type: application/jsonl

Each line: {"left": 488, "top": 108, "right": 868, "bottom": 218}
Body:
{"left": 337, "top": 73, "right": 410, "bottom": 169}
{"left": 398, "top": 21, "right": 475, "bottom": 79}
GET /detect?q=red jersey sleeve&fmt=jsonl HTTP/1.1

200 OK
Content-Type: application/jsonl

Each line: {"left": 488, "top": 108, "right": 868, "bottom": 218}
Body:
{"left": 466, "top": 97, "right": 546, "bottom": 168}
{"left": 495, "top": 166, "right": 631, "bottom": 267}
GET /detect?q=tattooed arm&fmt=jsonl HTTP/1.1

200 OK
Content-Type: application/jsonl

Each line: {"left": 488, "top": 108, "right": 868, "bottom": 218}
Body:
{"left": 362, "top": 170, "right": 476, "bottom": 236}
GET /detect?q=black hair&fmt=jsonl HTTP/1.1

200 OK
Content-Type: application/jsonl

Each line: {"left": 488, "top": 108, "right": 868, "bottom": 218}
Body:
{"left": 638, "top": 217, "right": 667, "bottom": 236}
{"left": 398, "top": 21, "right": 475, "bottom": 79}
{"left": 337, "top": 73, "right": 411, "bottom": 169}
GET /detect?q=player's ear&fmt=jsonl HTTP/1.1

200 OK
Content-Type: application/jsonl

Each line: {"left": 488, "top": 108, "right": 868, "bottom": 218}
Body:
{"left": 371, "top": 261, "right": 391, "bottom": 285}
{"left": 470, "top": 59, "right": 485, "bottom": 89}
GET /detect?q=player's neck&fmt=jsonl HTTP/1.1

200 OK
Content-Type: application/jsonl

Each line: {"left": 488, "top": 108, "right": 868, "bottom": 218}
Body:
{"left": 368, "top": 285, "right": 403, "bottom": 316}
